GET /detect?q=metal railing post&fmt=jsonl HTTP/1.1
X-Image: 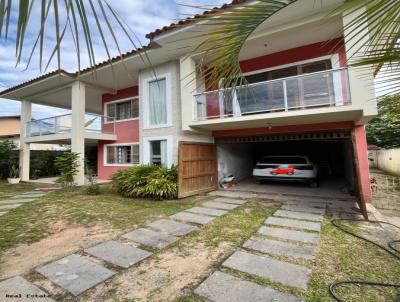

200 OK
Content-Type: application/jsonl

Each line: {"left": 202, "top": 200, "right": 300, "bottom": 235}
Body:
{"left": 54, "top": 116, "right": 58, "bottom": 134}
{"left": 283, "top": 80, "right": 288, "bottom": 111}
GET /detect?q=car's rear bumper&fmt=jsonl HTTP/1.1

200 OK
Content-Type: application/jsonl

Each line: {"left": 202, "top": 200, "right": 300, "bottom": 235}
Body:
{"left": 253, "top": 169, "right": 317, "bottom": 179}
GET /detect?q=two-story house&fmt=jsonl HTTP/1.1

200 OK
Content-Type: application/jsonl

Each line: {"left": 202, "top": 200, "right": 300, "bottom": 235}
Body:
{"left": 0, "top": 0, "right": 376, "bottom": 213}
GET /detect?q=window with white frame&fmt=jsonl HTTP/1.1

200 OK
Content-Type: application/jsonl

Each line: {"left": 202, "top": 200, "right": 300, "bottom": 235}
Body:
{"left": 143, "top": 136, "right": 172, "bottom": 167}
{"left": 150, "top": 140, "right": 167, "bottom": 166}
{"left": 148, "top": 78, "right": 167, "bottom": 126}
{"left": 105, "top": 144, "right": 139, "bottom": 165}
{"left": 106, "top": 98, "right": 139, "bottom": 122}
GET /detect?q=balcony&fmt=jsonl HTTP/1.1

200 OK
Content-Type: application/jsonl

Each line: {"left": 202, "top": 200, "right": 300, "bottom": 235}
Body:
{"left": 25, "top": 113, "right": 116, "bottom": 143}
{"left": 192, "top": 68, "right": 351, "bottom": 125}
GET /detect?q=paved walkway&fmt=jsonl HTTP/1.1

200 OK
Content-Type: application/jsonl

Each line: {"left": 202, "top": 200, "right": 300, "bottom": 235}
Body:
{"left": 0, "top": 196, "right": 249, "bottom": 300}
{"left": 195, "top": 197, "right": 331, "bottom": 301}
{"left": 0, "top": 190, "right": 49, "bottom": 216}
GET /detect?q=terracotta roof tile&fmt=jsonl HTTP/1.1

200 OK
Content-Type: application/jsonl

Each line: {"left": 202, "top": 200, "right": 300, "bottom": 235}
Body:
{"left": 0, "top": 1, "right": 246, "bottom": 95}
{"left": 146, "top": 0, "right": 248, "bottom": 39}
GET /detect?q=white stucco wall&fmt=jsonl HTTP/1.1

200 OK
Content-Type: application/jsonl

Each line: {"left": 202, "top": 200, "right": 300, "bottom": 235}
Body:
{"left": 217, "top": 143, "right": 253, "bottom": 182}
{"left": 139, "top": 61, "right": 213, "bottom": 166}
{"left": 369, "top": 148, "right": 400, "bottom": 176}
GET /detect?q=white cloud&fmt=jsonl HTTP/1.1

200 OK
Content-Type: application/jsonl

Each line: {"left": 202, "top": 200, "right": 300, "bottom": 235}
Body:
{"left": 0, "top": 0, "right": 226, "bottom": 118}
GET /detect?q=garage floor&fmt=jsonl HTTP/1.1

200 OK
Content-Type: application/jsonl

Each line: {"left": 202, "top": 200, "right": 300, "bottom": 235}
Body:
{"left": 224, "top": 177, "right": 354, "bottom": 200}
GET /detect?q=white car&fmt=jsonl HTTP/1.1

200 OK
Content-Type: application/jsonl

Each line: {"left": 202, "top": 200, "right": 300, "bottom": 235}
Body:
{"left": 253, "top": 156, "right": 318, "bottom": 187}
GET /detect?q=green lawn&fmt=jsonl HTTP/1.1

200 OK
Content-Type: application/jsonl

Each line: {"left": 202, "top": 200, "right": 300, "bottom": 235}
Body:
{"left": 0, "top": 182, "right": 398, "bottom": 301}
{"left": 176, "top": 217, "right": 400, "bottom": 302}
{"left": 0, "top": 184, "right": 199, "bottom": 254}
{"left": 0, "top": 181, "right": 40, "bottom": 200}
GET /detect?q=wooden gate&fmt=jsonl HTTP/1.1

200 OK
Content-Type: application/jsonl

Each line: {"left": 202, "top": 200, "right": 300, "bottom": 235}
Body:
{"left": 178, "top": 141, "right": 218, "bottom": 198}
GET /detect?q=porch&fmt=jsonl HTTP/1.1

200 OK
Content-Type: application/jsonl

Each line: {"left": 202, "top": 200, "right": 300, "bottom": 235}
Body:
{"left": 16, "top": 81, "right": 117, "bottom": 185}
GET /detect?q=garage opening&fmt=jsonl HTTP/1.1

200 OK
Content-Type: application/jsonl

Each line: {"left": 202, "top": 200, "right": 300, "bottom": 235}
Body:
{"left": 216, "top": 131, "right": 357, "bottom": 200}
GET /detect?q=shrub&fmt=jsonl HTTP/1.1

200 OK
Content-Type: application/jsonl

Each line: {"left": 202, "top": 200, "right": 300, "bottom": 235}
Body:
{"left": 85, "top": 165, "right": 100, "bottom": 195}
{"left": 112, "top": 164, "right": 178, "bottom": 200}
{"left": 9, "top": 165, "right": 19, "bottom": 178}
{"left": 0, "top": 140, "right": 18, "bottom": 179}
{"left": 54, "top": 152, "right": 80, "bottom": 188}
{"left": 86, "top": 184, "right": 100, "bottom": 195}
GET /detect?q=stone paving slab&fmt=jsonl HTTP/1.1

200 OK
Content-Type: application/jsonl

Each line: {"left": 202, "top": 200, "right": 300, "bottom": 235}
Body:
{"left": 170, "top": 212, "right": 216, "bottom": 225}
{"left": 281, "top": 204, "right": 325, "bottom": 215}
{"left": 12, "top": 194, "right": 45, "bottom": 199}
{"left": 265, "top": 217, "right": 321, "bottom": 232}
{"left": 213, "top": 197, "right": 249, "bottom": 205}
{"left": 85, "top": 240, "right": 152, "bottom": 268}
{"left": 202, "top": 201, "right": 239, "bottom": 210}
{"left": 195, "top": 271, "right": 303, "bottom": 302}
{"left": 285, "top": 199, "right": 330, "bottom": 206}
{"left": 258, "top": 226, "right": 320, "bottom": 244}
{"left": 0, "top": 204, "right": 21, "bottom": 210}
{"left": 122, "top": 228, "right": 178, "bottom": 249}
{"left": 0, "top": 198, "right": 35, "bottom": 205}
{"left": 22, "top": 191, "right": 45, "bottom": 195}
{"left": 223, "top": 251, "right": 311, "bottom": 289}
{"left": 147, "top": 219, "right": 198, "bottom": 236}
{"left": 0, "top": 276, "right": 55, "bottom": 302}
{"left": 243, "top": 236, "right": 316, "bottom": 260}
{"left": 36, "top": 254, "right": 115, "bottom": 296}
{"left": 274, "top": 209, "right": 323, "bottom": 221}
{"left": 208, "top": 190, "right": 258, "bottom": 199}
{"left": 186, "top": 206, "right": 227, "bottom": 217}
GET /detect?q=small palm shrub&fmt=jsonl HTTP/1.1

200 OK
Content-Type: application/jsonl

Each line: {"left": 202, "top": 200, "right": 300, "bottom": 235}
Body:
{"left": 112, "top": 164, "right": 178, "bottom": 200}
{"left": 54, "top": 152, "right": 80, "bottom": 188}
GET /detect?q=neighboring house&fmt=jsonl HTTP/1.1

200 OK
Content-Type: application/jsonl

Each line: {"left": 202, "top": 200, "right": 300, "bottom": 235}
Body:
{"left": 0, "top": 1, "right": 376, "bottom": 211}
{"left": 0, "top": 115, "right": 68, "bottom": 151}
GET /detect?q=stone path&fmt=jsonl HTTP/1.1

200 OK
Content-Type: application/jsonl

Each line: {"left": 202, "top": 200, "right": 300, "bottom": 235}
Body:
{"left": 195, "top": 271, "right": 303, "bottom": 302}
{"left": 0, "top": 189, "right": 49, "bottom": 216}
{"left": 0, "top": 196, "right": 249, "bottom": 298}
{"left": 0, "top": 276, "right": 55, "bottom": 302}
{"left": 195, "top": 198, "right": 327, "bottom": 302}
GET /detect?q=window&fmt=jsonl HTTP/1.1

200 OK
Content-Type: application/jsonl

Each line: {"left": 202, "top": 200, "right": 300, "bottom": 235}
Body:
{"left": 106, "top": 99, "right": 138, "bottom": 122}
{"left": 105, "top": 144, "right": 139, "bottom": 165}
{"left": 148, "top": 79, "right": 167, "bottom": 126}
{"left": 150, "top": 140, "right": 167, "bottom": 166}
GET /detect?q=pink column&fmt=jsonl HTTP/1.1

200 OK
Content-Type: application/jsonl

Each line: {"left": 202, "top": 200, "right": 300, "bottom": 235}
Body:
{"left": 353, "top": 125, "right": 372, "bottom": 203}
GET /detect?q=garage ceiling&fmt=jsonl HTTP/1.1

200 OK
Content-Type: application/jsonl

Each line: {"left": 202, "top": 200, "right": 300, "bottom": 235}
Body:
{"left": 216, "top": 131, "right": 351, "bottom": 143}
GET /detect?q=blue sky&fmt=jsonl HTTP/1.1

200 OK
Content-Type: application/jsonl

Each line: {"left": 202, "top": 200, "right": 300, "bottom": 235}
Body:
{"left": 0, "top": 1, "right": 226, "bottom": 119}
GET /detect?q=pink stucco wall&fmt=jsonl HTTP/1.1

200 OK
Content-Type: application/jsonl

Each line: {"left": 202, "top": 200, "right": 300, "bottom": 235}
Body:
{"left": 353, "top": 125, "right": 372, "bottom": 203}
{"left": 97, "top": 86, "right": 139, "bottom": 180}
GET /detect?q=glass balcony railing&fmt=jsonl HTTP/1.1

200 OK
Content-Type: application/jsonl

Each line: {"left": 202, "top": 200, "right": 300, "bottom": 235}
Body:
{"left": 26, "top": 113, "right": 115, "bottom": 137}
{"left": 193, "top": 68, "right": 351, "bottom": 122}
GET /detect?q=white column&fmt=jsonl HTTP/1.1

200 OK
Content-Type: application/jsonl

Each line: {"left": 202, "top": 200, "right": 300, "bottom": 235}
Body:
{"left": 342, "top": 6, "right": 377, "bottom": 123}
{"left": 71, "top": 81, "right": 86, "bottom": 186}
{"left": 19, "top": 100, "right": 31, "bottom": 181}
{"left": 180, "top": 55, "right": 205, "bottom": 131}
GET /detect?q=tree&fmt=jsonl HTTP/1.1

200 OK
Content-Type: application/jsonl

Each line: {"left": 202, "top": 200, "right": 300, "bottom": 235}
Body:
{"left": 191, "top": 0, "right": 400, "bottom": 95}
{"left": 0, "top": 140, "right": 18, "bottom": 179}
{"left": 0, "top": 1, "right": 140, "bottom": 72}
{"left": 366, "top": 95, "right": 400, "bottom": 148}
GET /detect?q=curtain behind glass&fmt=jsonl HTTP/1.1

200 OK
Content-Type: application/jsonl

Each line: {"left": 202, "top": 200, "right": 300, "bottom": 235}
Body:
{"left": 149, "top": 79, "right": 167, "bottom": 125}
{"left": 160, "top": 140, "right": 167, "bottom": 167}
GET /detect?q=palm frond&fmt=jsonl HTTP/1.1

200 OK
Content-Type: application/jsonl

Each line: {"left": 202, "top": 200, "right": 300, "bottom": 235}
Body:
{"left": 190, "top": 0, "right": 297, "bottom": 91}
{"left": 191, "top": 0, "right": 400, "bottom": 96}
{"left": 332, "top": 0, "right": 400, "bottom": 95}
{"left": 0, "top": 0, "right": 145, "bottom": 75}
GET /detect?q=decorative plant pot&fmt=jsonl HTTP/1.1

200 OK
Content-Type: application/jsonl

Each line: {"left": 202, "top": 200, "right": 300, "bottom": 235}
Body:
{"left": 7, "top": 178, "right": 21, "bottom": 184}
